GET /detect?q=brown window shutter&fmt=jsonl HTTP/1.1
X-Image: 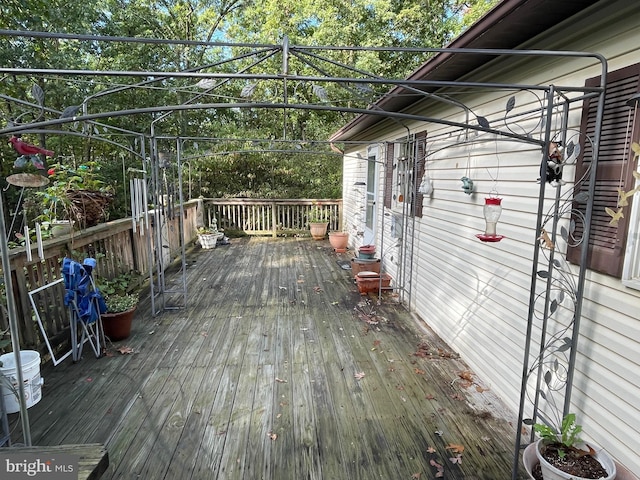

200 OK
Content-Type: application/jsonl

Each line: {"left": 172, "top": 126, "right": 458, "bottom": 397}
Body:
{"left": 567, "top": 63, "right": 640, "bottom": 277}
{"left": 383, "top": 142, "right": 394, "bottom": 208}
{"left": 414, "top": 130, "right": 427, "bottom": 218}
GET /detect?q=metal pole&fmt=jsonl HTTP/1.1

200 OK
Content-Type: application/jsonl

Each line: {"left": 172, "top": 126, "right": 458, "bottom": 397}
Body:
{"left": 0, "top": 191, "right": 31, "bottom": 446}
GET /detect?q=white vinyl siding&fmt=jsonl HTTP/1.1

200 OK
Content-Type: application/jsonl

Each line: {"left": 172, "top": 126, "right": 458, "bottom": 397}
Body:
{"left": 340, "top": 1, "right": 640, "bottom": 475}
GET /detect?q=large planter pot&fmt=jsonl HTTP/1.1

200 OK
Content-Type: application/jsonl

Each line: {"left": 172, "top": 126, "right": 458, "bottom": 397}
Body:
{"left": 198, "top": 232, "right": 223, "bottom": 249}
{"left": 535, "top": 439, "right": 616, "bottom": 480}
{"left": 329, "top": 232, "right": 349, "bottom": 252}
{"left": 309, "top": 222, "right": 329, "bottom": 240}
{"left": 102, "top": 306, "right": 137, "bottom": 341}
{"left": 351, "top": 258, "right": 381, "bottom": 277}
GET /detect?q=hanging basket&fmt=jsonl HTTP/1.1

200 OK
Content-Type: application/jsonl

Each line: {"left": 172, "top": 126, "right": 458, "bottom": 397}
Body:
{"left": 66, "top": 189, "right": 113, "bottom": 228}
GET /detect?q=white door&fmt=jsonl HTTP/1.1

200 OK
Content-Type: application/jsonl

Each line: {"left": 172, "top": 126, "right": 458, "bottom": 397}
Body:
{"left": 363, "top": 149, "right": 378, "bottom": 245}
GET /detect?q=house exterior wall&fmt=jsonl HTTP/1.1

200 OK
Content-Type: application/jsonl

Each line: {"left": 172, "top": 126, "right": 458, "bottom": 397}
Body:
{"left": 340, "top": 2, "right": 640, "bottom": 476}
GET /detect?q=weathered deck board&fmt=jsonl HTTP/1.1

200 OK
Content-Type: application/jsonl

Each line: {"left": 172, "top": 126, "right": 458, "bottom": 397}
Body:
{"left": 7, "top": 237, "right": 529, "bottom": 479}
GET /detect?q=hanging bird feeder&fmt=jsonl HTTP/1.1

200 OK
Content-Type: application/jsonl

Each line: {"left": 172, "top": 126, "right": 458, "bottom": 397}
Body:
{"left": 476, "top": 196, "right": 504, "bottom": 242}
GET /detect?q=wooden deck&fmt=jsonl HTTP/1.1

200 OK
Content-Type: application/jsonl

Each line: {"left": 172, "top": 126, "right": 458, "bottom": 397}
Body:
{"left": 9, "top": 237, "right": 529, "bottom": 479}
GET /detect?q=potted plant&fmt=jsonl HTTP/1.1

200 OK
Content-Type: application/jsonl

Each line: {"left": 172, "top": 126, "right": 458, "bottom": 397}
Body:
{"left": 308, "top": 205, "right": 330, "bottom": 240}
{"left": 328, "top": 230, "right": 349, "bottom": 252}
{"left": 36, "top": 162, "right": 113, "bottom": 232}
{"left": 530, "top": 413, "right": 616, "bottom": 480}
{"left": 96, "top": 270, "right": 141, "bottom": 341}
{"left": 197, "top": 218, "right": 224, "bottom": 249}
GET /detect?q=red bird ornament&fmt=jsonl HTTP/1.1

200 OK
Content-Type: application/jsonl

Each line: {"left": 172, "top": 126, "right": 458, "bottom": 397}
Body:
{"left": 9, "top": 135, "right": 54, "bottom": 157}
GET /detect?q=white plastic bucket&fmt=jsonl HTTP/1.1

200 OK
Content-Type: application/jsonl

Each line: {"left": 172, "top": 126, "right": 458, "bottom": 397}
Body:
{"left": 0, "top": 350, "right": 44, "bottom": 414}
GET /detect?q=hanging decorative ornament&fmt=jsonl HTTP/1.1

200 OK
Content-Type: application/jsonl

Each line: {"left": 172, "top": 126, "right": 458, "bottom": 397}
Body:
{"left": 419, "top": 176, "right": 433, "bottom": 195}
{"left": 476, "top": 196, "right": 505, "bottom": 242}
{"left": 461, "top": 176, "right": 474, "bottom": 195}
{"left": 5, "top": 173, "right": 49, "bottom": 187}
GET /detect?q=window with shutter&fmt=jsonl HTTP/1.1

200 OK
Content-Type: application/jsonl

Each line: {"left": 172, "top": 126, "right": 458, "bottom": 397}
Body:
{"left": 385, "top": 131, "right": 428, "bottom": 218}
{"left": 383, "top": 142, "right": 394, "bottom": 209}
{"left": 567, "top": 63, "right": 640, "bottom": 277}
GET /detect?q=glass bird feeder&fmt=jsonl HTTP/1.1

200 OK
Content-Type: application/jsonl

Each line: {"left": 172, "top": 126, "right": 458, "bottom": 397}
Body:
{"left": 476, "top": 196, "right": 504, "bottom": 242}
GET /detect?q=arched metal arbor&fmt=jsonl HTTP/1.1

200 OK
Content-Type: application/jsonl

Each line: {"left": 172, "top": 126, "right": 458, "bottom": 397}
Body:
{"left": 0, "top": 32, "right": 606, "bottom": 480}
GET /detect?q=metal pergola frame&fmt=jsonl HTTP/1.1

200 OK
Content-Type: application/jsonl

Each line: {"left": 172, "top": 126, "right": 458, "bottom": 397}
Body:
{"left": 0, "top": 32, "right": 606, "bottom": 479}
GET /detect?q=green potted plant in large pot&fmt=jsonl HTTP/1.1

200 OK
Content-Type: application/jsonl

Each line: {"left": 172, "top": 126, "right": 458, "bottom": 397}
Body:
{"left": 308, "top": 205, "right": 330, "bottom": 240}
{"left": 97, "top": 271, "right": 141, "bottom": 341}
{"left": 526, "top": 413, "right": 616, "bottom": 480}
{"left": 36, "top": 161, "right": 113, "bottom": 234}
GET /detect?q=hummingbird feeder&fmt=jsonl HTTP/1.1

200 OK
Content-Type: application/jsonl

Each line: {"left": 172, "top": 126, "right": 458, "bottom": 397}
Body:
{"left": 476, "top": 196, "right": 504, "bottom": 242}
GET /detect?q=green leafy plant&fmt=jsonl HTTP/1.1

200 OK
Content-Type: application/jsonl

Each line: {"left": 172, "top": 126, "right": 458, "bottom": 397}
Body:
{"left": 534, "top": 413, "right": 583, "bottom": 448}
{"left": 96, "top": 270, "right": 142, "bottom": 314}
{"left": 308, "top": 205, "right": 331, "bottom": 223}
{"left": 104, "top": 293, "right": 138, "bottom": 313}
{"left": 197, "top": 226, "right": 219, "bottom": 235}
{"left": 35, "top": 162, "right": 113, "bottom": 226}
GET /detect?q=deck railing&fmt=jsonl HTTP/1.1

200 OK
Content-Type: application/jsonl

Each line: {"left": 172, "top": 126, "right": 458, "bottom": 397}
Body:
{"left": 1, "top": 198, "right": 339, "bottom": 357}
{"left": 203, "top": 198, "right": 343, "bottom": 237}
{"left": 0, "top": 200, "right": 200, "bottom": 356}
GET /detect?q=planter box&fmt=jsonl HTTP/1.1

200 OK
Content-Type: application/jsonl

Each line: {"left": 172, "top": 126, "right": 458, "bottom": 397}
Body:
{"left": 355, "top": 272, "right": 392, "bottom": 294}
{"left": 351, "top": 258, "right": 381, "bottom": 277}
{"left": 199, "top": 232, "right": 224, "bottom": 249}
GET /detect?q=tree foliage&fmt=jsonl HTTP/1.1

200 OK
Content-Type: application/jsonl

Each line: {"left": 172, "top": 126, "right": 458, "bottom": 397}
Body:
{"left": 1, "top": 0, "right": 498, "bottom": 233}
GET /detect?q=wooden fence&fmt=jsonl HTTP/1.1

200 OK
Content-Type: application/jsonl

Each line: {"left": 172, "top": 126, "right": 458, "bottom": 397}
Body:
{"left": 0, "top": 200, "right": 200, "bottom": 357}
{"left": 203, "top": 199, "right": 343, "bottom": 237}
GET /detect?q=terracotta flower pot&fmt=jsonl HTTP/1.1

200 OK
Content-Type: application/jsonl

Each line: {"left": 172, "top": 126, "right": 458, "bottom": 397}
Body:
{"left": 101, "top": 306, "right": 136, "bottom": 341}
{"left": 329, "top": 232, "right": 349, "bottom": 252}
{"left": 309, "top": 222, "right": 328, "bottom": 240}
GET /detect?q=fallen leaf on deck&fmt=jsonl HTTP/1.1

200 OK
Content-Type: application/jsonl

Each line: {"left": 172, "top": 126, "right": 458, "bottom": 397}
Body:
{"left": 437, "top": 348, "right": 459, "bottom": 359}
{"left": 425, "top": 394, "right": 435, "bottom": 400}
{"left": 411, "top": 473, "right": 421, "bottom": 479}
{"left": 331, "top": 301, "right": 339, "bottom": 305}
{"left": 414, "top": 368, "right": 425, "bottom": 375}
{"left": 450, "top": 393, "right": 465, "bottom": 401}
{"left": 267, "top": 431, "right": 277, "bottom": 441}
{"left": 449, "top": 454, "right": 463, "bottom": 464}
{"left": 426, "top": 446, "right": 436, "bottom": 454}
{"left": 475, "top": 385, "right": 489, "bottom": 393}
{"left": 200, "top": 331, "right": 208, "bottom": 337}
{"left": 313, "top": 286, "right": 323, "bottom": 293}
{"left": 458, "top": 370, "right": 474, "bottom": 382}
{"left": 275, "top": 377, "right": 287, "bottom": 383}
{"left": 373, "top": 340, "right": 381, "bottom": 347}
{"left": 446, "top": 443, "right": 465, "bottom": 454}
{"left": 435, "top": 430, "right": 443, "bottom": 436}
{"left": 481, "top": 436, "right": 490, "bottom": 442}
{"left": 354, "top": 372, "right": 366, "bottom": 380}
{"left": 430, "top": 458, "right": 445, "bottom": 477}
{"left": 118, "top": 346, "right": 134, "bottom": 355}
